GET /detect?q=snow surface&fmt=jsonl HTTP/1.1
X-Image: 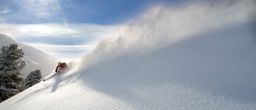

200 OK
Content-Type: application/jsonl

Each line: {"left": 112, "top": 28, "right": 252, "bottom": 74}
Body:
{"left": 0, "top": 0, "right": 256, "bottom": 110}
{"left": 0, "top": 34, "right": 58, "bottom": 77}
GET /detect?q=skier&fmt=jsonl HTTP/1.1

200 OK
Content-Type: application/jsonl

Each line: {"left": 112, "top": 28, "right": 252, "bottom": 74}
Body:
{"left": 43, "top": 62, "right": 69, "bottom": 81}
{"left": 55, "top": 62, "right": 68, "bottom": 73}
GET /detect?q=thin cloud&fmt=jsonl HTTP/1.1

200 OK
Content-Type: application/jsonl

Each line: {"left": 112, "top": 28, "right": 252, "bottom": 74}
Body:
{"left": 0, "top": 23, "right": 119, "bottom": 38}
{"left": 0, "top": 9, "right": 11, "bottom": 14}
{"left": 0, "top": 23, "right": 120, "bottom": 59}
{"left": 19, "top": 0, "right": 62, "bottom": 18}
{"left": 25, "top": 43, "right": 96, "bottom": 60}
{"left": 0, "top": 23, "right": 76, "bottom": 37}
{"left": 1, "top": 0, "right": 66, "bottom": 23}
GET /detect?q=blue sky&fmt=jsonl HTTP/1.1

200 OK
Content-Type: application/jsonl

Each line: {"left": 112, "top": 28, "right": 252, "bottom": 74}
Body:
{"left": 0, "top": 0, "right": 181, "bottom": 24}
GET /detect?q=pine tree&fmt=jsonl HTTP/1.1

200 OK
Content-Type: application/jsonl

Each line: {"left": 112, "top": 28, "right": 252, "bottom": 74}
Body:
{"left": 0, "top": 44, "right": 26, "bottom": 102}
{"left": 22, "top": 70, "right": 42, "bottom": 90}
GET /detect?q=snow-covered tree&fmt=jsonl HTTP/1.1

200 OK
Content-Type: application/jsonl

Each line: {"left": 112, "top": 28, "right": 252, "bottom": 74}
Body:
{"left": 0, "top": 44, "right": 26, "bottom": 102}
{"left": 22, "top": 70, "right": 42, "bottom": 90}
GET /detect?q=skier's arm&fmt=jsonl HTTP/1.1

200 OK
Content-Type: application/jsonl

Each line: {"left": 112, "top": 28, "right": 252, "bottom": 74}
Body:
{"left": 55, "top": 66, "right": 59, "bottom": 72}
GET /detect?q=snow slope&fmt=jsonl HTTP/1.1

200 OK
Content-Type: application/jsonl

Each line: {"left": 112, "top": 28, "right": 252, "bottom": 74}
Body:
{"left": 0, "top": 34, "right": 16, "bottom": 46}
{"left": 0, "top": 34, "right": 58, "bottom": 77}
{"left": 0, "top": 0, "right": 256, "bottom": 110}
